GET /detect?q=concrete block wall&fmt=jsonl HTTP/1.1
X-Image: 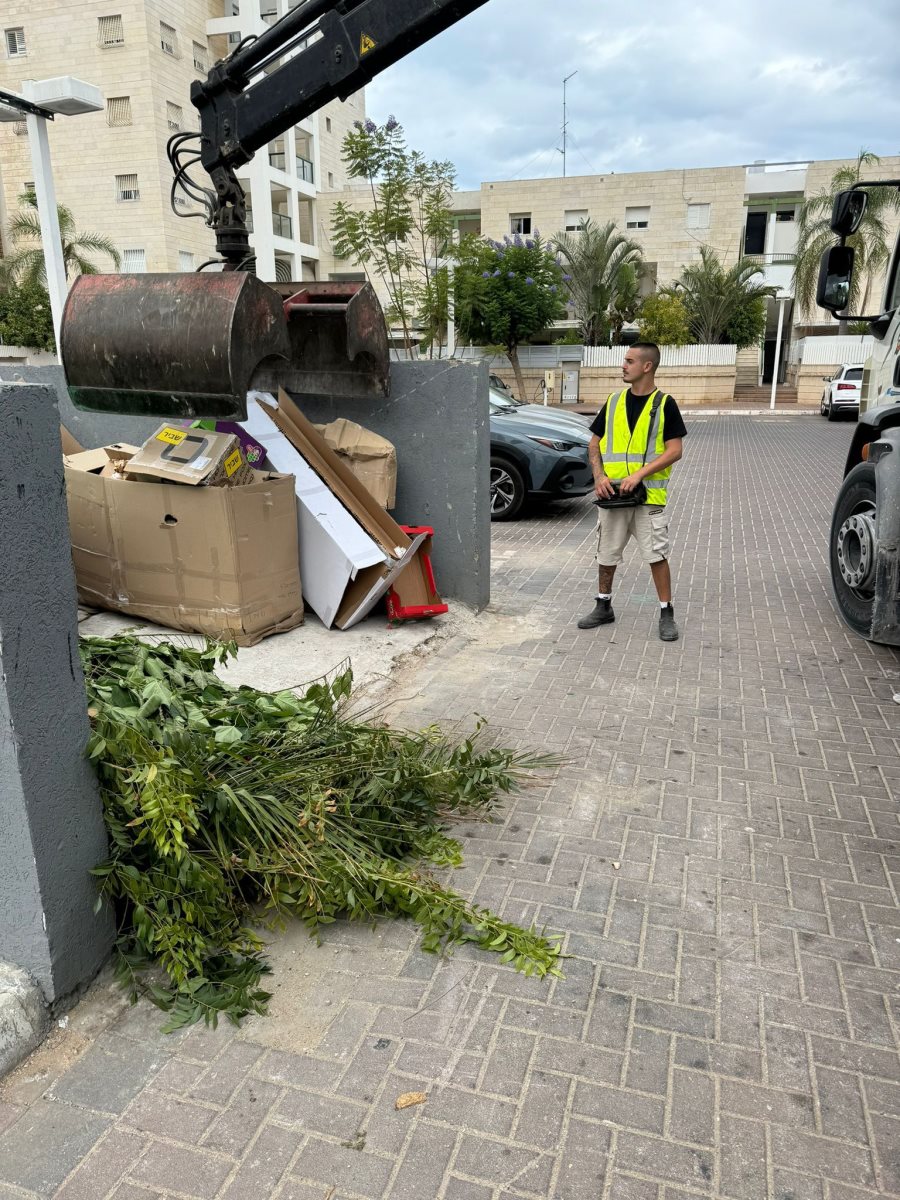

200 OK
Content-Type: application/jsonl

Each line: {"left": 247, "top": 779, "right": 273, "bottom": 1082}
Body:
{"left": 789, "top": 362, "right": 838, "bottom": 405}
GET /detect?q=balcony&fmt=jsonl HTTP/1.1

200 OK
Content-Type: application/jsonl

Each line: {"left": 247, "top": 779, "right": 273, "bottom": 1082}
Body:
{"left": 745, "top": 252, "right": 794, "bottom": 295}
{"left": 296, "top": 155, "right": 314, "bottom": 185}
{"left": 272, "top": 211, "right": 293, "bottom": 238}
{"left": 269, "top": 150, "right": 286, "bottom": 172}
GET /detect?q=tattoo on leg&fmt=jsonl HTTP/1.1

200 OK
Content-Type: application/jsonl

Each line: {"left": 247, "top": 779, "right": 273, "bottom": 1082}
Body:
{"left": 598, "top": 565, "right": 616, "bottom": 594}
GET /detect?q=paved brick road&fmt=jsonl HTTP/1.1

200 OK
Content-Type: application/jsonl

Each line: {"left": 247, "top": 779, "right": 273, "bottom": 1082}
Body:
{"left": 1, "top": 415, "right": 898, "bottom": 1199}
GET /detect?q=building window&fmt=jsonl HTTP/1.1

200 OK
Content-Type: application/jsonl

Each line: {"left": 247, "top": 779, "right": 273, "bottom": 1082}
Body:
{"left": 325, "top": 116, "right": 332, "bottom": 133}
{"left": 107, "top": 96, "right": 132, "bottom": 126}
{"left": 625, "top": 206, "right": 650, "bottom": 230}
{"left": 192, "top": 41, "right": 208, "bottom": 73}
{"left": 122, "top": 249, "right": 147, "bottom": 273}
{"left": 328, "top": 171, "right": 334, "bottom": 188}
{"left": 116, "top": 173, "right": 140, "bottom": 201}
{"left": 13, "top": 121, "right": 27, "bottom": 136}
{"left": 178, "top": 251, "right": 194, "bottom": 272}
{"left": 687, "top": 203, "right": 710, "bottom": 230}
{"left": 97, "top": 15, "right": 124, "bottom": 47}
{"left": 166, "top": 102, "right": 183, "bottom": 131}
{"left": 510, "top": 213, "right": 532, "bottom": 236}
{"left": 776, "top": 209, "right": 795, "bottom": 222}
{"left": 160, "top": 21, "right": 179, "bottom": 57}
{"left": 564, "top": 210, "right": 587, "bottom": 232}
{"left": 5, "top": 27, "right": 26, "bottom": 57}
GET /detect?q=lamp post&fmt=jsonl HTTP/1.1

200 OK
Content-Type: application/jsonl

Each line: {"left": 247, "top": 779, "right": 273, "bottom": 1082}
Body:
{"left": 769, "top": 293, "right": 787, "bottom": 411}
{"left": 0, "top": 77, "right": 104, "bottom": 359}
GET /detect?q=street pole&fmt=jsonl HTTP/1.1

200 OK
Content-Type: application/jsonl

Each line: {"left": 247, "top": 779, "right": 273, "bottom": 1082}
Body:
{"left": 445, "top": 229, "right": 458, "bottom": 359}
{"left": 769, "top": 296, "right": 786, "bottom": 411}
{"left": 562, "top": 71, "right": 577, "bottom": 178}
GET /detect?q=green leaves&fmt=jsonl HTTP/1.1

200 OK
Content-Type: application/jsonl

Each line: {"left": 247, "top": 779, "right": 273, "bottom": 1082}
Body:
{"left": 83, "top": 637, "right": 562, "bottom": 1030}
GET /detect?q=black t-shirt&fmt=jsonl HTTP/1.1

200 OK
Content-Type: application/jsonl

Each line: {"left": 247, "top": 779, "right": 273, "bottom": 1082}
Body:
{"left": 589, "top": 389, "right": 687, "bottom": 442}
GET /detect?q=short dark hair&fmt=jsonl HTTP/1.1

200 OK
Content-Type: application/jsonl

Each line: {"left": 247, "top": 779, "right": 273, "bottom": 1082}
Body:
{"left": 631, "top": 341, "right": 661, "bottom": 371}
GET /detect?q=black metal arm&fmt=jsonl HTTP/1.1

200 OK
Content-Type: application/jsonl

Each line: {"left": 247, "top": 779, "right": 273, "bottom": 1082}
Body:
{"left": 189, "top": 0, "right": 488, "bottom": 268}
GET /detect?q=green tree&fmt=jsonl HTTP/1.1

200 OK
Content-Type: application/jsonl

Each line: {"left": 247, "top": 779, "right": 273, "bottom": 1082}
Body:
{"left": 723, "top": 296, "right": 767, "bottom": 349}
{"left": 554, "top": 218, "right": 645, "bottom": 345}
{"left": 330, "top": 117, "right": 455, "bottom": 354}
{"left": 455, "top": 233, "right": 566, "bottom": 400}
{"left": 0, "top": 191, "right": 120, "bottom": 287}
{"left": 0, "top": 280, "right": 55, "bottom": 351}
{"left": 637, "top": 292, "right": 692, "bottom": 346}
{"left": 671, "top": 246, "right": 775, "bottom": 344}
{"left": 792, "top": 149, "right": 900, "bottom": 319}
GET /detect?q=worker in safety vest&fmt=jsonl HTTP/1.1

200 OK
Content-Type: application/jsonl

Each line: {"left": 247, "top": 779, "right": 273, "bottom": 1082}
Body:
{"left": 577, "top": 342, "right": 686, "bottom": 641}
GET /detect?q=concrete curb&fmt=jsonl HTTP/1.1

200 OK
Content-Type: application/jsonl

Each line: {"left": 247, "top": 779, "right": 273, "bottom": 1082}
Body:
{"left": 0, "top": 961, "right": 49, "bottom": 1078}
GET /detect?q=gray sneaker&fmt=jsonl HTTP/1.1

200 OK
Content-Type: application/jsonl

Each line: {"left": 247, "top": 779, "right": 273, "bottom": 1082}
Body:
{"left": 659, "top": 605, "right": 679, "bottom": 642}
{"left": 577, "top": 598, "right": 615, "bottom": 629}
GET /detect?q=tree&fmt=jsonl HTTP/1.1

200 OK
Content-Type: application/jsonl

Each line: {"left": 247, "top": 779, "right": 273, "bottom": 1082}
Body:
{"left": 723, "top": 296, "right": 767, "bottom": 350}
{"left": 637, "top": 292, "right": 692, "bottom": 346}
{"left": 330, "top": 118, "right": 455, "bottom": 354}
{"left": 672, "top": 245, "right": 776, "bottom": 344}
{"left": 792, "top": 149, "right": 900, "bottom": 320}
{"left": 455, "top": 234, "right": 566, "bottom": 400}
{"left": 0, "top": 191, "right": 120, "bottom": 287}
{"left": 0, "top": 281, "right": 55, "bottom": 351}
{"left": 554, "top": 218, "right": 645, "bottom": 345}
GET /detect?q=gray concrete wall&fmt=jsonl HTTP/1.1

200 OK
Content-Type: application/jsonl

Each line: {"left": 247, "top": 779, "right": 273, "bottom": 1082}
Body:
{"left": 2, "top": 360, "right": 491, "bottom": 613}
{"left": 0, "top": 382, "right": 114, "bottom": 1004}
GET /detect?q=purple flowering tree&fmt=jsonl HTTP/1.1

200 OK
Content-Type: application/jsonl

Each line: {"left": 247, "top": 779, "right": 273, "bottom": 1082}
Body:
{"left": 455, "top": 233, "right": 566, "bottom": 400}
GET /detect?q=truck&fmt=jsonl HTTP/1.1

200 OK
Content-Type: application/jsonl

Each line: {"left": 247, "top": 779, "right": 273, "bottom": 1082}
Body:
{"left": 816, "top": 184, "right": 900, "bottom": 645}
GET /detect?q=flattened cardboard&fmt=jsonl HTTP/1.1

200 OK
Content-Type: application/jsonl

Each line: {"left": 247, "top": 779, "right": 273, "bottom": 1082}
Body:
{"left": 65, "top": 455, "right": 303, "bottom": 645}
{"left": 245, "top": 391, "right": 425, "bottom": 630}
{"left": 126, "top": 424, "right": 255, "bottom": 487}
{"left": 313, "top": 418, "right": 397, "bottom": 510}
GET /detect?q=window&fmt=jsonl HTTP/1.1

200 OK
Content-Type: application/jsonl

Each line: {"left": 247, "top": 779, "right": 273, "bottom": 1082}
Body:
{"left": 23, "top": 181, "right": 34, "bottom": 193}
{"left": 687, "top": 203, "right": 710, "bottom": 230}
{"left": 776, "top": 209, "right": 795, "bottom": 222}
{"left": 166, "top": 102, "right": 183, "bottom": 131}
{"left": 116, "top": 173, "right": 140, "bottom": 201}
{"left": 564, "top": 210, "right": 587, "bottom": 232}
{"left": 510, "top": 213, "right": 532, "bottom": 236}
{"left": 845, "top": 367, "right": 864, "bottom": 382}
{"left": 325, "top": 116, "right": 332, "bottom": 133}
{"left": 107, "top": 96, "right": 132, "bottom": 126}
{"left": 122, "top": 249, "right": 146, "bottom": 273}
{"left": 160, "top": 21, "right": 178, "bottom": 57}
{"left": 178, "top": 251, "right": 195, "bottom": 272}
{"left": 744, "top": 211, "right": 767, "bottom": 255}
{"left": 327, "top": 171, "right": 334, "bottom": 189}
{"left": 192, "top": 41, "right": 208, "bottom": 73}
{"left": 13, "top": 121, "right": 26, "bottom": 136}
{"left": 625, "top": 205, "right": 650, "bottom": 230}
{"left": 5, "top": 27, "right": 26, "bottom": 57}
{"left": 97, "top": 15, "right": 124, "bottom": 46}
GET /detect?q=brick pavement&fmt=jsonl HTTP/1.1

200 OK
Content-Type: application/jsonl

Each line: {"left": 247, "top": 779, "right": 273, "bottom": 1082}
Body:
{"left": 1, "top": 414, "right": 898, "bottom": 1199}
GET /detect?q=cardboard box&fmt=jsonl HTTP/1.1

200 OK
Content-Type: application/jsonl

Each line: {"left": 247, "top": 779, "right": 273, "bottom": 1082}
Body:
{"left": 313, "top": 418, "right": 397, "bottom": 510}
{"left": 245, "top": 390, "right": 426, "bottom": 630}
{"left": 387, "top": 526, "right": 448, "bottom": 621}
{"left": 126, "top": 424, "right": 255, "bottom": 488}
{"left": 174, "top": 419, "right": 268, "bottom": 470}
{"left": 60, "top": 426, "right": 84, "bottom": 456}
{"left": 65, "top": 448, "right": 303, "bottom": 646}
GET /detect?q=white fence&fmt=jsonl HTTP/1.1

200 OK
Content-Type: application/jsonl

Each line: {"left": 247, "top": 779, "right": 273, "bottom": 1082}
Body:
{"left": 790, "top": 335, "right": 875, "bottom": 366}
{"left": 456, "top": 345, "right": 584, "bottom": 369}
{"left": 582, "top": 344, "right": 736, "bottom": 368}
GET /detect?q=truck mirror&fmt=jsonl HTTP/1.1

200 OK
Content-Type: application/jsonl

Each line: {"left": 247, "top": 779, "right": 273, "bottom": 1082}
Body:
{"left": 830, "top": 189, "right": 867, "bottom": 236}
{"left": 816, "top": 244, "right": 855, "bottom": 312}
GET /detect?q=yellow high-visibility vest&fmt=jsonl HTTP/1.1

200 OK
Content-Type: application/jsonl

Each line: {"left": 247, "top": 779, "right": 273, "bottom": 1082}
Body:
{"left": 599, "top": 389, "right": 672, "bottom": 505}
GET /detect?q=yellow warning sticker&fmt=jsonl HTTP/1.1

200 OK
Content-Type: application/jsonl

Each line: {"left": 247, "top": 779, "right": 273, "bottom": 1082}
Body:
{"left": 156, "top": 427, "right": 187, "bottom": 446}
{"left": 360, "top": 33, "right": 377, "bottom": 56}
{"left": 223, "top": 448, "right": 243, "bottom": 478}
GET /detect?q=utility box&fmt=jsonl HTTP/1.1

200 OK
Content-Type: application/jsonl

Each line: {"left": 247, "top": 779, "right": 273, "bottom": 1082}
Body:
{"left": 562, "top": 369, "right": 580, "bottom": 403}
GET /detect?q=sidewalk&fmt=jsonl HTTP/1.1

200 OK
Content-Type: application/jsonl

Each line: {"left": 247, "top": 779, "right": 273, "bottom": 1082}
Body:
{"left": 0, "top": 413, "right": 897, "bottom": 1199}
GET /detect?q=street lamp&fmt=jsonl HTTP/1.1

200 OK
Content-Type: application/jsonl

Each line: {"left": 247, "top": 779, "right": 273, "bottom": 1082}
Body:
{"left": 0, "top": 77, "right": 104, "bottom": 358}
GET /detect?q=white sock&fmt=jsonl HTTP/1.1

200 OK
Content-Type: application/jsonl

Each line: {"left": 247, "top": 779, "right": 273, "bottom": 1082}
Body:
{"left": 597, "top": 593, "right": 612, "bottom": 601}
{"left": 660, "top": 601, "right": 672, "bottom": 609}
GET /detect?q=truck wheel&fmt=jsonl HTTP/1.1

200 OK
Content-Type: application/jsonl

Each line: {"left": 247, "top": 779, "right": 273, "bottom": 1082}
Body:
{"left": 830, "top": 462, "right": 877, "bottom": 639}
{"left": 490, "top": 458, "right": 526, "bottom": 521}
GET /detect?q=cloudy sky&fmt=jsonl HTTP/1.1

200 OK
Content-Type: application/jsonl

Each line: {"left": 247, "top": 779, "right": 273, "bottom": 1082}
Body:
{"left": 365, "top": 0, "right": 900, "bottom": 189}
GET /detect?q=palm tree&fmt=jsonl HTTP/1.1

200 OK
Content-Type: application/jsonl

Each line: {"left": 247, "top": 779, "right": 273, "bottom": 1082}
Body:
{"left": 793, "top": 150, "right": 900, "bottom": 320}
{"left": 0, "top": 191, "right": 121, "bottom": 286}
{"left": 554, "top": 218, "right": 644, "bottom": 345}
{"left": 670, "top": 245, "right": 775, "bottom": 344}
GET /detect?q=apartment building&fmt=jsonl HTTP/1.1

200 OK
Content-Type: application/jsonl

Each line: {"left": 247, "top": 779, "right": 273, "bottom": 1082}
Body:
{"left": 0, "top": 0, "right": 364, "bottom": 282}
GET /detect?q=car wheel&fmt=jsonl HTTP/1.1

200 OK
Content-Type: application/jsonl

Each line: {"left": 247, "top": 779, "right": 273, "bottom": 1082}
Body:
{"left": 826, "top": 393, "right": 836, "bottom": 421}
{"left": 490, "top": 457, "right": 526, "bottom": 521}
{"left": 820, "top": 392, "right": 827, "bottom": 415}
{"left": 830, "top": 462, "right": 877, "bottom": 639}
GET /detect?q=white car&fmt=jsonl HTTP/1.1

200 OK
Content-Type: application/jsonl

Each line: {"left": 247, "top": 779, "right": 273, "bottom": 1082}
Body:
{"left": 821, "top": 364, "right": 863, "bottom": 420}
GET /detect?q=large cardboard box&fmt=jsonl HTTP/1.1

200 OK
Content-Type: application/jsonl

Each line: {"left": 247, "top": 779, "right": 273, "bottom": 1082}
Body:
{"left": 245, "top": 390, "right": 426, "bottom": 629}
{"left": 65, "top": 447, "right": 303, "bottom": 645}
{"left": 313, "top": 418, "right": 397, "bottom": 510}
{"left": 126, "top": 424, "right": 255, "bottom": 488}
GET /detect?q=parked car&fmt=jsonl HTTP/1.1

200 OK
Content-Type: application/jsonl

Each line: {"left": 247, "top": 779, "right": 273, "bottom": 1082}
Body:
{"left": 490, "top": 373, "right": 515, "bottom": 399}
{"left": 821, "top": 365, "right": 863, "bottom": 420}
{"left": 489, "top": 396, "right": 594, "bottom": 520}
{"left": 490, "top": 387, "right": 592, "bottom": 433}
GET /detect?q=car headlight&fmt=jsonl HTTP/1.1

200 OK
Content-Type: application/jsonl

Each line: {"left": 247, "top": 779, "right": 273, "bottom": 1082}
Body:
{"left": 527, "top": 435, "right": 579, "bottom": 452}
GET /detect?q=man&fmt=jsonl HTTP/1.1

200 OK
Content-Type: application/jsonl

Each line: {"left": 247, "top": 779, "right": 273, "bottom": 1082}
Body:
{"left": 577, "top": 341, "right": 686, "bottom": 641}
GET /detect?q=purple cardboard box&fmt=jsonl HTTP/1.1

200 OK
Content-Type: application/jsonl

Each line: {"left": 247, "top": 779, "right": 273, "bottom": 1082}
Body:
{"left": 174, "top": 420, "right": 268, "bottom": 469}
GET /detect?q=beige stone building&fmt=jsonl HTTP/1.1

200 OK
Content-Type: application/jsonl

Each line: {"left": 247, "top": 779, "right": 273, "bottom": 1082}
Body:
{"left": 0, "top": 0, "right": 364, "bottom": 282}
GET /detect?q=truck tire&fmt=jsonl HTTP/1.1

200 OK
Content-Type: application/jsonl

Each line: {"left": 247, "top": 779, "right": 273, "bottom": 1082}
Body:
{"left": 830, "top": 462, "right": 877, "bottom": 639}
{"left": 490, "top": 457, "right": 526, "bottom": 521}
